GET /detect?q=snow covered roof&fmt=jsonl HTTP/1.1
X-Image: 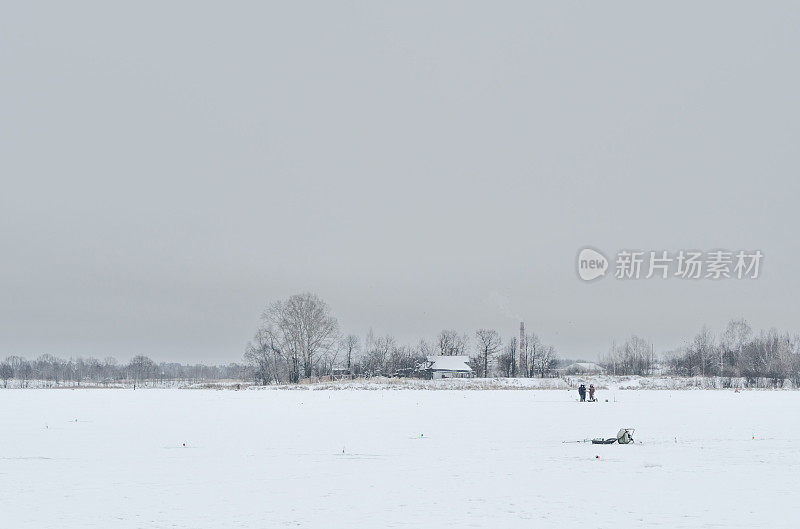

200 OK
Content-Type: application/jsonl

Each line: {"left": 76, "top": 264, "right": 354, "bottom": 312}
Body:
{"left": 426, "top": 355, "right": 472, "bottom": 372}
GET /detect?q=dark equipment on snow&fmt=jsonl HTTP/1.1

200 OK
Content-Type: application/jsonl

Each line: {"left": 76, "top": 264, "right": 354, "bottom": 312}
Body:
{"left": 591, "top": 428, "right": 635, "bottom": 445}
{"left": 562, "top": 428, "right": 636, "bottom": 445}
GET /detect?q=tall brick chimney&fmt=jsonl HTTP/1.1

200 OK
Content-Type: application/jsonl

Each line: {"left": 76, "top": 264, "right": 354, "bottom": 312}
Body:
{"left": 519, "top": 321, "right": 525, "bottom": 377}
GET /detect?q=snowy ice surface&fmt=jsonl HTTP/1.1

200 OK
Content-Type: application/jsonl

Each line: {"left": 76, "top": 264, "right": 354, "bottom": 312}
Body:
{"left": 1, "top": 389, "right": 797, "bottom": 528}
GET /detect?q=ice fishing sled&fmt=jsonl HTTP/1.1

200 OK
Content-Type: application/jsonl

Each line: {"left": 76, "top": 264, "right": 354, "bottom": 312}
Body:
{"left": 591, "top": 428, "right": 635, "bottom": 445}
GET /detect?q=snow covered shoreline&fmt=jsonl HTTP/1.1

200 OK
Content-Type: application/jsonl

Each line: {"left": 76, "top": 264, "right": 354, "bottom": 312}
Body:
{"left": 254, "top": 375, "right": 798, "bottom": 391}
{"left": 5, "top": 375, "right": 795, "bottom": 391}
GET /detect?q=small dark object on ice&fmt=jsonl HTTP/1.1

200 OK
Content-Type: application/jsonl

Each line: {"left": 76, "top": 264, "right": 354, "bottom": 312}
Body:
{"left": 591, "top": 428, "right": 635, "bottom": 445}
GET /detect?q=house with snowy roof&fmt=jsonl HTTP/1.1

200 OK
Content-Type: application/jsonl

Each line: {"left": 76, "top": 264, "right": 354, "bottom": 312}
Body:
{"left": 423, "top": 355, "right": 474, "bottom": 379}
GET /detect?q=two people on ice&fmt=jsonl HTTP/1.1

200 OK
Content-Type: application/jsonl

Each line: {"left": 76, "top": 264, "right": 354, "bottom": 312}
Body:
{"left": 578, "top": 383, "right": 596, "bottom": 402}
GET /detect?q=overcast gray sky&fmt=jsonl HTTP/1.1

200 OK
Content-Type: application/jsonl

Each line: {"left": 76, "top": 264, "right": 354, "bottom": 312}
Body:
{"left": 2, "top": 2, "right": 799, "bottom": 363}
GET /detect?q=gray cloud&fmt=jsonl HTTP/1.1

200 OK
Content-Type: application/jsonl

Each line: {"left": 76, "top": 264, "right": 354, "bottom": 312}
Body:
{"left": 2, "top": 2, "right": 798, "bottom": 361}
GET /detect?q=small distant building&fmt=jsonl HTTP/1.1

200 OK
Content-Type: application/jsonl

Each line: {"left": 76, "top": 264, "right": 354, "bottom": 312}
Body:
{"left": 423, "top": 356, "right": 474, "bottom": 379}
{"left": 561, "top": 362, "right": 606, "bottom": 375}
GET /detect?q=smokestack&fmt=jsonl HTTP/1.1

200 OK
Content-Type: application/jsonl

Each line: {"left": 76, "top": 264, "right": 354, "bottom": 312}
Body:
{"left": 519, "top": 322, "right": 525, "bottom": 377}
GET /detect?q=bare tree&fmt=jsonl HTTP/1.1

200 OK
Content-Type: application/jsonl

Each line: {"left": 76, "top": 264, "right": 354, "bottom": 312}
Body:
{"left": 437, "top": 330, "right": 468, "bottom": 356}
{"left": 319, "top": 346, "right": 340, "bottom": 377}
{"left": 341, "top": 334, "right": 360, "bottom": 374}
{"left": 536, "top": 345, "right": 558, "bottom": 377}
{"left": 251, "top": 293, "right": 339, "bottom": 383}
{"left": 721, "top": 318, "right": 752, "bottom": 374}
{"left": 496, "top": 337, "right": 518, "bottom": 377}
{"left": 689, "top": 326, "right": 716, "bottom": 376}
{"left": 522, "top": 332, "right": 541, "bottom": 377}
{"left": 17, "top": 361, "right": 32, "bottom": 387}
{"left": 102, "top": 357, "right": 120, "bottom": 385}
{"left": 0, "top": 362, "right": 12, "bottom": 388}
{"left": 417, "top": 339, "right": 433, "bottom": 356}
{"left": 4, "top": 356, "right": 27, "bottom": 387}
{"left": 245, "top": 328, "right": 284, "bottom": 384}
{"left": 127, "top": 355, "right": 156, "bottom": 385}
{"left": 602, "top": 335, "right": 655, "bottom": 376}
{"left": 474, "top": 329, "right": 502, "bottom": 378}
{"left": 386, "top": 344, "right": 424, "bottom": 376}
{"left": 363, "top": 334, "right": 395, "bottom": 376}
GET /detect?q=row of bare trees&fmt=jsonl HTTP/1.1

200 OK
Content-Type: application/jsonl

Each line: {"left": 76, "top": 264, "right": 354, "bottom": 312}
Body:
{"left": 474, "top": 331, "right": 558, "bottom": 378}
{"left": 661, "top": 319, "right": 800, "bottom": 384}
{"left": 599, "top": 319, "right": 800, "bottom": 385}
{"left": 243, "top": 293, "right": 560, "bottom": 384}
{"left": 7, "top": 296, "right": 796, "bottom": 389}
{"left": 601, "top": 335, "right": 658, "bottom": 376}
{"left": 0, "top": 354, "right": 249, "bottom": 388}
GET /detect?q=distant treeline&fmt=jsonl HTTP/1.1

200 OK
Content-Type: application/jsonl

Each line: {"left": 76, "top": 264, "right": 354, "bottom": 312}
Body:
{"left": 0, "top": 354, "right": 249, "bottom": 388}
{"left": 602, "top": 318, "right": 800, "bottom": 385}
{"left": 244, "top": 294, "right": 800, "bottom": 387}
{"left": 5, "top": 296, "right": 798, "bottom": 389}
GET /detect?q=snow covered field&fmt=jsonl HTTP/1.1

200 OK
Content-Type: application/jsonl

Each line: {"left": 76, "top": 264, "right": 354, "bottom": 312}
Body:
{"left": 1, "top": 389, "right": 798, "bottom": 528}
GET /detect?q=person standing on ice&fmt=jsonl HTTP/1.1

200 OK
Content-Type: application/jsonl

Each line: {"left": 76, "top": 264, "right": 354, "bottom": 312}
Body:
{"left": 589, "top": 384, "right": 596, "bottom": 402}
{"left": 578, "top": 384, "right": 586, "bottom": 402}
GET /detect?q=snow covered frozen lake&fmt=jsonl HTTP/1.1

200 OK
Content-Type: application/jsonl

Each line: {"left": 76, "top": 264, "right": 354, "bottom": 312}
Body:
{"left": 2, "top": 388, "right": 798, "bottom": 528}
